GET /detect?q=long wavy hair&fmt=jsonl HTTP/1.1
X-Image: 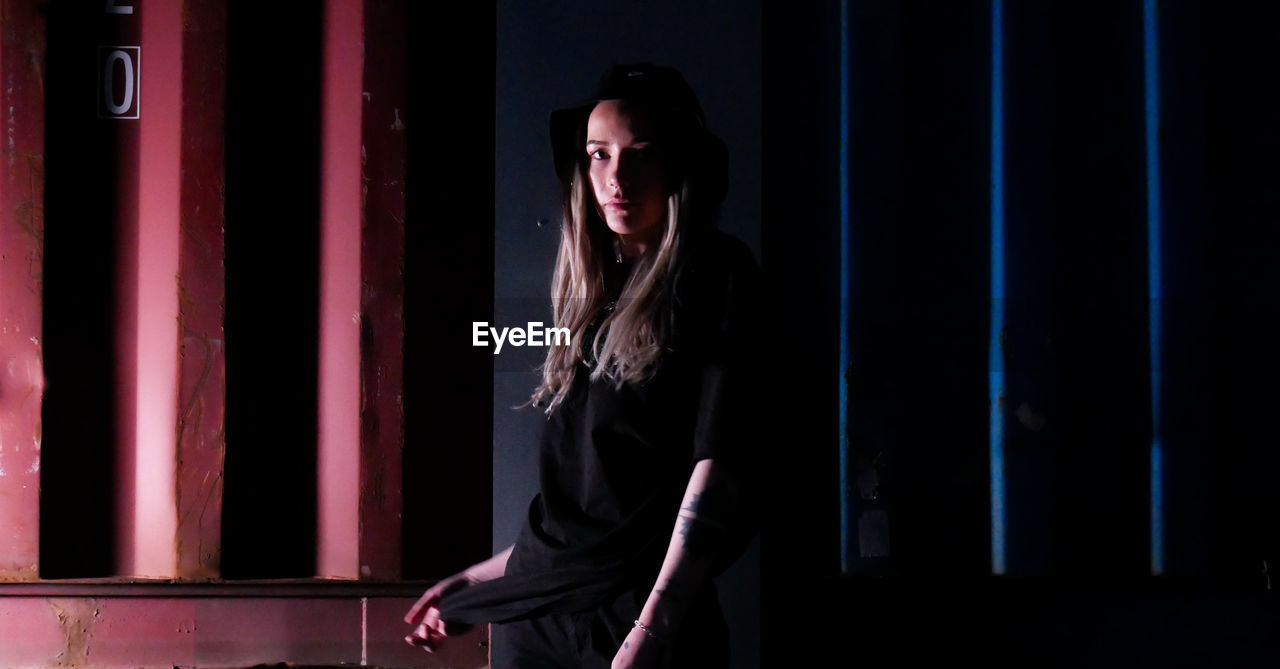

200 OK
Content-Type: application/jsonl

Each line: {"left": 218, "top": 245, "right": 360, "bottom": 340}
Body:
{"left": 530, "top": 105, "right": 718, "bottom": 413}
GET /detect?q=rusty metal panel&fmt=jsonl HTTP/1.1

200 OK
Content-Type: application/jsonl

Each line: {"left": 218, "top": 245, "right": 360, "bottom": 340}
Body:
{"left": 0, "top": 598, "right": 80, "bottom": 666}
{"left": 358, "top": 0, "right": 407, "bottom": 582}
{"left": 194, "top": 598, "right": 359, "bottom": 666}
{"left": 0, "top": 597, "right": 198, "bottom": 668}
{"left": 0, "top": 595, "right": 488, "bottom": 668}
{"left": 0, "top": 0, "right": 46, "bottom": 581}
{"left": 68, "top": 598, "right": 198, "bottom": 667}
{"left": 175, "top": 0, "right": 228, "bottom": 582}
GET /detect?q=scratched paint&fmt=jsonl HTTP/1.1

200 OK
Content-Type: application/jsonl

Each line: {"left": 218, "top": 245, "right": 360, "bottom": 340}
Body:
{"left": 48, "top": 598, "right": 103, "bottom": 667}
{"left": 173, "top": 0, "right": 227, "bottom": 580}
{"left": 358, "top": 0, "right": 408, "bottom": 580}
{"left": 0, "top": 0, "right": 46, "bottom": 581}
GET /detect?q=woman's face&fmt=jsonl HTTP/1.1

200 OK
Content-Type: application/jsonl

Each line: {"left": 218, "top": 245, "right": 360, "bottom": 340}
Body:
{"left": 585, "top": 100, "right": 670, "bottom": 252}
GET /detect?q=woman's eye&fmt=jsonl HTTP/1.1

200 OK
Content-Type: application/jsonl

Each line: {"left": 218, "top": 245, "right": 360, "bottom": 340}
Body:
{"left": 589, "top": 149, "right": 608, "bottom": 160}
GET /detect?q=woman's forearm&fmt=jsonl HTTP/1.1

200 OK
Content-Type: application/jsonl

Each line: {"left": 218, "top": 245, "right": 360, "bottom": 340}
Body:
{"left": 462, "top": 544, "right": 514, "bottom": 583}
{"left": 636, "top": 457, "right": 742, "bottom": 636}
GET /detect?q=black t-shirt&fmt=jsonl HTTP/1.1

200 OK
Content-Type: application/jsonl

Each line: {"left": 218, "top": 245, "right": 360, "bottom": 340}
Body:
{"left": 439, "top": 230, "right": 763, "bottom": 625}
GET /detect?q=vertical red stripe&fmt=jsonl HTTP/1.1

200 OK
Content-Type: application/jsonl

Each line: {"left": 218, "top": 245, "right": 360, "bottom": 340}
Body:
{"left": 125, "top": 0, "right": 184, "bottom": 579}
{"left": 318, "top": 0, "right": 364, "bottom": 579}
{"left": 175, "top": 0, "right": 228, "bottom": 580}
{"left": 359, "top": 0, "right": 408, "bottom": 580}
{"left": 0, "top": 0, "right": 47, "bottom": 579}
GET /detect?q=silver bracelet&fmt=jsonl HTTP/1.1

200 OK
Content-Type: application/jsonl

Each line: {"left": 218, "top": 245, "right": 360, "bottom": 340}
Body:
{"left": 632, "top": 619, "right": 664, "bottom": 642}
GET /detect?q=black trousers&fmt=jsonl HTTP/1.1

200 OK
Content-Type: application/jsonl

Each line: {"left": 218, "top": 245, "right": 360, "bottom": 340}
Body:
{"left": 490, "top": 586, "right": 729, "bottom": 669}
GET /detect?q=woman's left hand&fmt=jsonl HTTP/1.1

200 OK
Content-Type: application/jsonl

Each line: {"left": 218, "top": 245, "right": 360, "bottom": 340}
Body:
{"left": 611, "top": 624, "right": 670, "bottom": 669}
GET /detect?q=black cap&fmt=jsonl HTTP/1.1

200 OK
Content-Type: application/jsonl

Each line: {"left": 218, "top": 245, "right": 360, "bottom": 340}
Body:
{"left": 549, "top": 63, "right": 727, "bottom": 206}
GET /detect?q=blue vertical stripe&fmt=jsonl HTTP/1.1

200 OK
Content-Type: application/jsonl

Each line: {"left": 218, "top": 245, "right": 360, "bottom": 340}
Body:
{"left": 989, "top": 0, "right": 1008, "bottom": 576}
{"left": 839, "top": 0, "right": 853, "bottom": 573}
{"left": 1143, "top": 0, "right": 1165, "bottom": 576}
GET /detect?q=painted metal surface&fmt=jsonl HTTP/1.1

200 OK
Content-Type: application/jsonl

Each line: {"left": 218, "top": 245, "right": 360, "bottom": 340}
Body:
{"left": 358, "top": 0, "right": 407, "bottom": 581}
{"left": 317, "top": 0, "right": 365, "bottom": 580}
{"left": 0, "top": 1, "right": 469, "bottom": 662}
{"left": 129, "top": 0, "right": 183, "bottom": 580}
{"left": 106, "top": 0, "right": 145, "bottom": 581}
{"left": 1142, "top": 0, "right": 1164, "bottom": 576}
{"left": 0, "top": 0, "right": 46, "bottom": 581}
{"left": 989, "top": 0, "right": 1008, "bottom": 576}
{"left": 838, "top": 0, "right": 851, "bottom": 573}
{"left": 0, "top": 595, "right": 488, "bottom": 668}
{"left": 175, "top": 0, "right": 228, "bottom": 581}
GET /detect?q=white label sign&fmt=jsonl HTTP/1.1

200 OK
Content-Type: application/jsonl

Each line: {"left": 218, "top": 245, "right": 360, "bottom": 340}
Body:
{"left": 105, "top": 0, "right": 134, "bottom": 15}
{"left": 98, "top": 46, "right": 141, "bottom": 119}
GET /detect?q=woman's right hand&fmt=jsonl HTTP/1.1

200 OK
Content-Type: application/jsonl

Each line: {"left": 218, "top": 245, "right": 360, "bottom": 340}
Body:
{"left": 403, "top": 572, "right": 476, "bottom": 652}
{"left": 403, "top": 545, "right": 513, "bottom": 652}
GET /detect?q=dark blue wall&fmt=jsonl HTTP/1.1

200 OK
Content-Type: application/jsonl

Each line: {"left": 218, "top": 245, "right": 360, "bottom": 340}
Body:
{"left": 492, "top": 1, "right": 1280, "bottom": 666}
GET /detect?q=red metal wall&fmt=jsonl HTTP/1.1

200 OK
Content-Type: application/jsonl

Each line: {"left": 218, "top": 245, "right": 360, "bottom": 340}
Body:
{"left": 175, "top": 0, "right": 228, "bottom": 582}
{"left": 0, "top": 591, "right": 488, "bottom": 667}
{"left": 0, "top": 0, "right": 46, "bottom": 582}
{"left": 0, "top": 0, "right": 489, "bottom": 665}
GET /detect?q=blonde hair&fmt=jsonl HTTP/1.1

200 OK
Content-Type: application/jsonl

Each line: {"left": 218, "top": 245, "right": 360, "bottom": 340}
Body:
{"left": 529, "top": 166, "right": 695, "bottom": 413}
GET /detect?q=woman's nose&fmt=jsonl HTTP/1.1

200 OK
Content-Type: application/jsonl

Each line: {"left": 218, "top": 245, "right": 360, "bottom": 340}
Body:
{"left": 612, "top": 153, "right": 642, "bottom": 189}
{"left": 606, "top": 159, "right": 622, "bottom": 189}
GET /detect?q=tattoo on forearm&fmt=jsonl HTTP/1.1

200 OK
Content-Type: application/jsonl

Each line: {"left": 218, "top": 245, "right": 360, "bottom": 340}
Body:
{"left": 682, "top": 491, "right": 733, "bottom": 521}
{"left": 677, "top": 492, "right": 731, "bottom": 553}
{"left": 654, "top": 577, "right": 687, "bottom": 603}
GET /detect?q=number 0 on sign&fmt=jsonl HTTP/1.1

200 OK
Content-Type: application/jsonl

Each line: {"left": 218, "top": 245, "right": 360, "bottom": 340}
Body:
{"left": 99, "top": 46, "right": 141, "bottom": 119}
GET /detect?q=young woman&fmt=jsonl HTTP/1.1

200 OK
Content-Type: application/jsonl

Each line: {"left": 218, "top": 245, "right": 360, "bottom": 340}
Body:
{"left": 405, "top": 62, "right": 762, "bottom": 669}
